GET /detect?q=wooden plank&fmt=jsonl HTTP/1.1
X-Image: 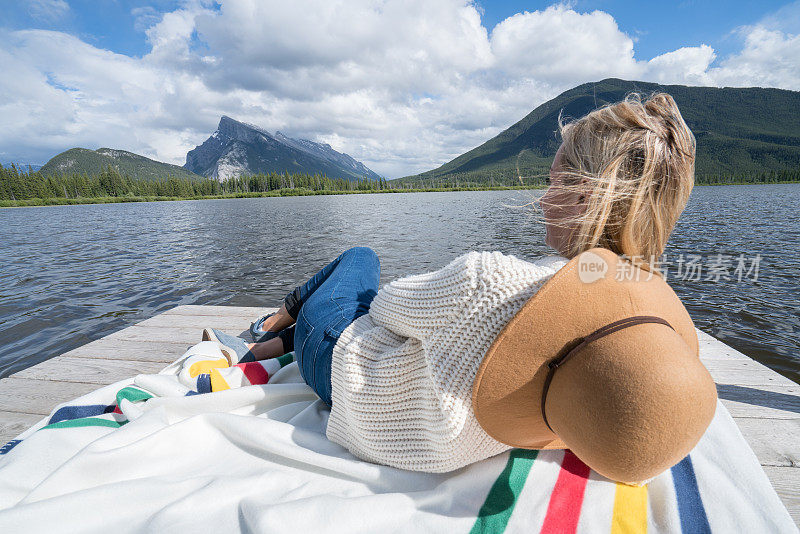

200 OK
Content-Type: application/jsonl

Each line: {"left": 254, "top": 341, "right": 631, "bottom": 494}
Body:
{"left": 0, "top": 411, "right": 43, "bottom": 444}
{"left": 700, "top": 350, "right": 756, "bottom": 362}
{"left": 732, "top": 418, "right": 800, "bottom": 467}
{"left": 702, "top": 359, "right": 798, "bottom": 386}
{"left": 136, "top": 313, "right": 254, "bottom": 332}
{"left": 703, "top": 363, "right": 797, "bottom": 387}
{"left": 697, "top": 329, "right": 755, "bottom": 361}
{"left": 164, "top": 305, "right": 273, "bottom": 317}
{"left": 105, "top": 307, "right": 287, "bottom": 345}
{"left": 716, "top": 383, "right": 800, "bottom": 419}
{"left": 761, "top": 466, "right": 800, "bottom": 526}
{"left": 104, "top": 325, "right": 249, "bottom": 345}
{"left": 61, "top": 338, "right": 190, "bottom": 363}
{"left": 698, "top": 350, "right": 748, "bottom": 361}
{"left": 0, "top": 378, "right": 99, "bottom": 415}
{"left": 710, "top": 370, "right": 795, "bottom": 387}
{"left": 61, "top": 311, "right": 278, "bottom": 362}
{"left": 702, "top": 358, "right": 783, "bottom": 374}
{"left": 9, "top": 357, "right": 165, "bottom": 385}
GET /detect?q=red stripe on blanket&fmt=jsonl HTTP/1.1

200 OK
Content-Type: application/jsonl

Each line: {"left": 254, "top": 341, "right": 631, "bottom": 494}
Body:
{"left": 539, "top": 450, "right": 591, "bottom": 534}
{"left": 236, "top": 362, "right": 270, "bottom": 385}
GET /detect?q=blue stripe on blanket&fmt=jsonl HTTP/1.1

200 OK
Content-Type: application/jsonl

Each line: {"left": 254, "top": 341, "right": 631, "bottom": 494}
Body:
{"left": 0, "top": 439, "right": 22, "bottom": 455}
{"left": 196, "top": 374, "right": 212, "bottom": 393}
{"left": 48, "top": 404, "right": 117, "bottom": 425}
{"left": 671, "top": 455, "right": 712, "bottom": 534}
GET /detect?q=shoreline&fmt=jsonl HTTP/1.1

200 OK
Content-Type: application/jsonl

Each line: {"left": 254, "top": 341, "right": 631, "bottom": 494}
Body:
{"left": 2, "top": 180, "right": 799, "bottom": 208}
{"left": 1, "top": 186, "right": 540, "bottom": 208}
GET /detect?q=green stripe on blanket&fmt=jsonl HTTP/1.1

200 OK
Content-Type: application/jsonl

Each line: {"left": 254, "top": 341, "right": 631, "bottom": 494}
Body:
{"left": 116, "top": 386, "right": 154, "bottom": 406}
{"left": 469, "top": 449, "right": 539, "bottom": 533}
{"left": 41, "top": 417, "right": 127, "bottom": 431}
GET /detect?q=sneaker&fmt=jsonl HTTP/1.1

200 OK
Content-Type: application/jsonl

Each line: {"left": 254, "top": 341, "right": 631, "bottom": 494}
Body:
{"left": 250, "top": 313, "right": 282, "bottom": 343}
{"left": 202, "top": 328, "right": 256, "bottom": 363}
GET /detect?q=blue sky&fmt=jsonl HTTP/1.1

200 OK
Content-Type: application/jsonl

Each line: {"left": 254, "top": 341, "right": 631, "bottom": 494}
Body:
{"left": 2, "top": 1, "right": 799, "bottom": 175}
{"left": 2, "top": 1, "right": 183, "bottom": 57}
{"left": 3, "top": 1, "right": 791, "bottom": 61}
{"left": 480, "top": 1, "right": 791, "bottom": 59}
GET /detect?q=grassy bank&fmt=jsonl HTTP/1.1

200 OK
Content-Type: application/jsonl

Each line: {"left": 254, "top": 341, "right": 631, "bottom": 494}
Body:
{"left": 0, "top": 185, "right": 543, "bottom": 208}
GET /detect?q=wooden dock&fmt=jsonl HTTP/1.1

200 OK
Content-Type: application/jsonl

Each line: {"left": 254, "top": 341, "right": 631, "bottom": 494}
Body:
{"left": 1, "top": 305, "right": 798, "bottom": 524}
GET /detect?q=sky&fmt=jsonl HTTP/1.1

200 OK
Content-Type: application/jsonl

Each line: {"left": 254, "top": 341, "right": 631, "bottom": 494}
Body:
{"left": 1, "top": 1, "right": 799, "bottom": 177}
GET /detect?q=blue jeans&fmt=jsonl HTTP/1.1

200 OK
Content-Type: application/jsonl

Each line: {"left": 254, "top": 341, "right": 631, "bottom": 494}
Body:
{"left": 283, "top": 247, "right": 380, "bottom": 407}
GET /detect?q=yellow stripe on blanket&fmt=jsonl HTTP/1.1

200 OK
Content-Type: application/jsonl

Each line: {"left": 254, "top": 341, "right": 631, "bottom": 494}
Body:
{"left": 611, "top": 482, "right": 648, "bottom": 533}
{"left": 210, "top": 368, "right": 231, "bottom": 391}
{"left": 189, "top": 358, "right": 230, "bottom": 378}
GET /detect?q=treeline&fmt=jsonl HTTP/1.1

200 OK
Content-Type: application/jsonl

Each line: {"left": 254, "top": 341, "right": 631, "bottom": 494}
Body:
{"left": 221, "top": 172, "right": 393, "bottom": 193}
{"left": 0, "top": 164, "right": 393, "bottom": 201}
{"left": 391, "top": 168, "right": 549, "bottom": 189}
{"left": 695, "top": 167, "right": 800, "bottom": 185}
{"left": 394, "top": 167, "right": 800, "bottom": 188}
{"left": 3, "top": 162, "right": 799, "bottom": 204}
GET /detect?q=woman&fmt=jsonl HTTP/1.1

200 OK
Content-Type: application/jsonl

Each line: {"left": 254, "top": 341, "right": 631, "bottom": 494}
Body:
{"left": 204, "top": 92, "right": 697, "bottom": 473}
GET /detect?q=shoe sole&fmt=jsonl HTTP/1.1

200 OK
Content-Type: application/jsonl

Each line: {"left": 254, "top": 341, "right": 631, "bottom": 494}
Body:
{"left": 201, "top": 328, "right": 236, "bottom": 366}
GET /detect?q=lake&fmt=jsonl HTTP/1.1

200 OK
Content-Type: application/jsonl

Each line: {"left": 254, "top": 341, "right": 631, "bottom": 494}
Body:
{"left": 1, "top": 185, "right": 798, "bottom": 384}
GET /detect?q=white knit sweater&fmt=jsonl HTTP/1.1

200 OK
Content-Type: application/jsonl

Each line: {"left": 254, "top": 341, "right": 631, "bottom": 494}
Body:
{"left": 325, "top": 250, "right": 569, "bottom": 473}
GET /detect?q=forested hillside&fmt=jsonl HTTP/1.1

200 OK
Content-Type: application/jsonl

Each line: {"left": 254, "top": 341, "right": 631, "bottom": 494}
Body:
{"left": 393, "top": 78, "right": 800, "bottom": 187}
{"left": 40, "top": 148, "right": 202, "bottom": 182}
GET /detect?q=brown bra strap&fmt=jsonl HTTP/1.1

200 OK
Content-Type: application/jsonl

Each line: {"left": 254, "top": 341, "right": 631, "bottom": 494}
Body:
{"left": 540, "top": 315, "right": 675, "bottom": 433}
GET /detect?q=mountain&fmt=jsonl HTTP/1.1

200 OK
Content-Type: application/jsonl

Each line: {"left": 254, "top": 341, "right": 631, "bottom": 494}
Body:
{"left": 40, "top": 148, "right": 202, "bottom": 181}
{"left": 398, "top": 78, "right": 800, "bottom": 183}
{"left": 185, "top": 116, "right": 382, "bottom": 181}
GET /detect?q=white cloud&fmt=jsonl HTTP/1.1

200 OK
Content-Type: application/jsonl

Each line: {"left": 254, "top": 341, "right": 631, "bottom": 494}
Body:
{"left": 26, "top": 0, "right": 69, "bottom": 22}
{"left": 708, "top": 27, "right": 800, "bottom": 89}
{"left": 644, "top": 45, "right": 716, "bottom": 86}
{"left": 131, "top": 7, "right": 162, "bottom": 34}
{"left": 1, "top": 1, "right": 799, "bottom": 177}
{"left": 755, "top": 0, "right": 800, "bottom": 35}
{"left": 192, "top": 0, "right": 493, "bottom": 97}
{"left": 490, "top": 6, "right": 639, "bottom": 82}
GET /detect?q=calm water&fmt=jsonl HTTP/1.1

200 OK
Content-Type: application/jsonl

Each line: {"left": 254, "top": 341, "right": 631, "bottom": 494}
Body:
{"left": 1, "top": 186, "right": 799, "bottom": 384}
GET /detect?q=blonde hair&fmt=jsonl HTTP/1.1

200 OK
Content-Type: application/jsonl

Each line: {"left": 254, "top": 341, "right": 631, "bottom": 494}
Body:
{"left": 549, "top": 92, "right": 696, "bottom": 274}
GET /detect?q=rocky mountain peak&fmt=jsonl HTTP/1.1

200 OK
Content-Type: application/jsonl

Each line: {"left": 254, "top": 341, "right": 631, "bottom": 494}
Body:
{"left": 216, "top": 116, "right": 274, "bottom": 145}
{"left": 184, "top": 116, "right": 382, "bottom": 182}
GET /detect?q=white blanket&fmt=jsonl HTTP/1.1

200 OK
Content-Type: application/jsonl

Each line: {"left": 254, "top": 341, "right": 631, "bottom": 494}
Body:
{"left": 0, "top": 342, "right": 795, "bottom": 533}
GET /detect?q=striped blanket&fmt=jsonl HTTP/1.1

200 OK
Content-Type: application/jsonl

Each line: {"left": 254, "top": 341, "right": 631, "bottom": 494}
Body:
{"left": 0, "top": 340, "right": 795, "bottom": 533}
